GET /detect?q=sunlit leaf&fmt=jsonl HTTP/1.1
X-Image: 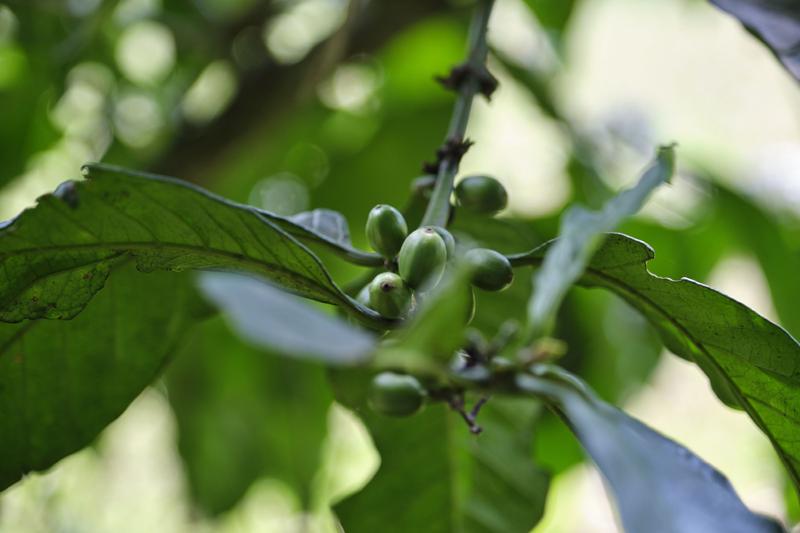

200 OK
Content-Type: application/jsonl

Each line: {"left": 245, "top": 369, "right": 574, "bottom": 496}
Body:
{"left": 514, "top": 232, "right": 800, "bottom": 494}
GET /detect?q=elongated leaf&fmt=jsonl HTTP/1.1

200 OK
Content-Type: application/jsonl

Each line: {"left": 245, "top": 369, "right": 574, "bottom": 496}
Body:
{"left": 526, "top": 145, "right": 675, "bottom": 337}
{"left": 0, "top": 265, "right": 197, "bottom": 491}
{"left": 331, "top": 369, "right": 549, "bottom": 533}
{"left": 167, "top": 317, "right": 332, "bottom": 515}
{"left": 198, "top": 272, "right": 375, "bottom": 364}
{"left": 710, "top": 0, "right": 800, "bottom": 81}
{"left": 517, "top": 365, "right": 784, "bottom": 533}
{"left": 513, "top": 232, "right": 800, "bottom": 494}
{"left": 0, "top": 163, "right": 379, "bottom": 324}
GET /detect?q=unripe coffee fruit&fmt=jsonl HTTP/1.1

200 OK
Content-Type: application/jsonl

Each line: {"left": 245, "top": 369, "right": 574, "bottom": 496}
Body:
{"left": 431, "top": 226, "right": 456, "bottom": 258}
{"left": 465, "top": 248, "right": 514, "bottom": 291}
{"left": 455, "top": 175, "right": 508, "bottom": 214}
{"left": 366, "top": 204, "right": 408, "bottom": 259}
{"left": 368, "top": 372, "right": 425, "bottom": 417}
{"left": 398, "top": 227, "right": 447, "bottom": 289}
{"left": 368, "top": 272, "right": 412, "bottom": 319}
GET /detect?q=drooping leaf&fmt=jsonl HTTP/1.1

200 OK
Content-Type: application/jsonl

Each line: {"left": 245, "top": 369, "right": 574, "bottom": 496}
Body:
{"left": 0, "top": 163, "right": 383, "bottom": 325}
{"left": 197, "top": 272, "right": 375, "bottom": 364}
{"left": 710, "top": 0, "right": 800, "bottom": 81}
{"left": 517, "top": 365, "right": 784, "bottom": 533}
{"left": 513, "top": 232, "right": 800, "bottom": 494}
{"left": 525, "top": 145, "right": 675, "bottom": 338}
{"left": 0, "top": 265, "right": 198, "bottom": 491}
{"left": 167, "top": 317, "right": 332, "bottom": 515}
{"left": 331, "top": 368, "right": 549, "bottom": 533}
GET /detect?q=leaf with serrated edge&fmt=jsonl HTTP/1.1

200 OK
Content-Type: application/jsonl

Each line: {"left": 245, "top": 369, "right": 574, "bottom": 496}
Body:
{"left": 517, "top": 365, "right": 784, "bottom": 533}
{"left": 0, "top": 163, "right": 382, "bottom": 325}
{"left": 513, "top": 232, "right": 800, "bottom": 495}
{"left": 527, "top": 145, "right": 674, "bottom": 337}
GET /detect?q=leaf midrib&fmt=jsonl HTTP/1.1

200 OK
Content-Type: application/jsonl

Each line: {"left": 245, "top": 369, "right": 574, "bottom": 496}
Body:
{"left": 1, "top": 241, "right": 345, "bottom": 305}
{"left": 578, "top": 264, "right": 800, "bottom": 491}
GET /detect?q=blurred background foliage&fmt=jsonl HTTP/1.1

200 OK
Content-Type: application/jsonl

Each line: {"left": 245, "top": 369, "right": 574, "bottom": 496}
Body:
{"left": 1, "top": 0, "right": 799, "bottom": 531}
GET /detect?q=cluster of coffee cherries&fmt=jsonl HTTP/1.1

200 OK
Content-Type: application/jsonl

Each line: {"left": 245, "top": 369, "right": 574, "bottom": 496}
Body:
{"left": 363, "top": 174, "right": 513, "bottom": 417}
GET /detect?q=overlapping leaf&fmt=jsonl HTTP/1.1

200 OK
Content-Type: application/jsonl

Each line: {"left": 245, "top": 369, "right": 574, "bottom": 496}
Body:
{"left": 526, "top": 145, "right": 674, "bottom": 338}
{"left": 331, "top": 267, "right": 549, "bottom": 533}
{"left": 167, "top": 317, "right": 333, "bottom": 515}
{"left": 198, "top": 272, "right": 375, "bottom": 364}
{"left": 331, "top": 372, "right": 549, "bottom": 533}
{"left": 0, "top": 266, "right": 197, "bottom": 491}
{"left": 517, "top": 365, "right": 784, "bottom": 533}
{"left": 514, "top": 232, "right": 800, "bottom": 493}
{"left": 0, "top": 163, "right": 381, "bottom": 325}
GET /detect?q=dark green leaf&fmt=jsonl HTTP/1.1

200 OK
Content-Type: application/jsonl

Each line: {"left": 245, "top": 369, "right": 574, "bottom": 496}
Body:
{"left": 0, "top": 265, "right": 197, "bottom": 491}
{"left": 167, "top": 317, "right": 332, "bottom": 515}
{"left": 517, "top": 365, "right": 784, "bottom": 533}
{"left": 198, "top": 272, "right": 375, "bottom": 364}
{"left": 514, "top": 232, "right": 800, "bottom": 494}
{"left": 710, "top": 0, "right": 800, "bottom": 81}
{"left": 0, "top": 163, "right": 379, "bottom": 324}
{"left": 525, "top": 145, "right": 675, "bottom": 337}
{"left": 331, "top": 369, "right": 549, "bottom": 533}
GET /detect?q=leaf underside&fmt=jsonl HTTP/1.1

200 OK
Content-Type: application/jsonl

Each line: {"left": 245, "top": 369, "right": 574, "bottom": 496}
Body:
{"left": 0, "top": 163, "right": 367, "bottom": 324}
{"left": 523, "top": 232, "right": 800, "bottom": 494}
{"left": 518, "top": 366, "right": 784, "bottom": 533}
{"left": 0, "top": 266, "right": 196, "bottom": 490}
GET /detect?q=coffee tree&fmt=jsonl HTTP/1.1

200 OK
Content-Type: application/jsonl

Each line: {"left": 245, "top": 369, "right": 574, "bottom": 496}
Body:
{"left": 1, "top": 0, "right": 799, "bottom": 531}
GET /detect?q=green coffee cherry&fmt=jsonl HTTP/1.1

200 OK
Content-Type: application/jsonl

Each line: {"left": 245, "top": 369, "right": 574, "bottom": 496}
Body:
{"left": 368, "top": 372, "right": 425, "bottom": 417}
{"left": 431, "top": 226, "right": 456, "bottom": 258}
{"left": 455, "top": 175, "right": 508, "bottom": 214}
{"left": 368, "top": 272, "right": 412, "bottom": 319}
{"left": 465, "top": 248, "right": 513, "bottom": 291}
{"left": 366, "top": 204, "right": 408, "bottom": 259}
{"left": 398, "top": 226, "right": 448, "bottom": 289}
